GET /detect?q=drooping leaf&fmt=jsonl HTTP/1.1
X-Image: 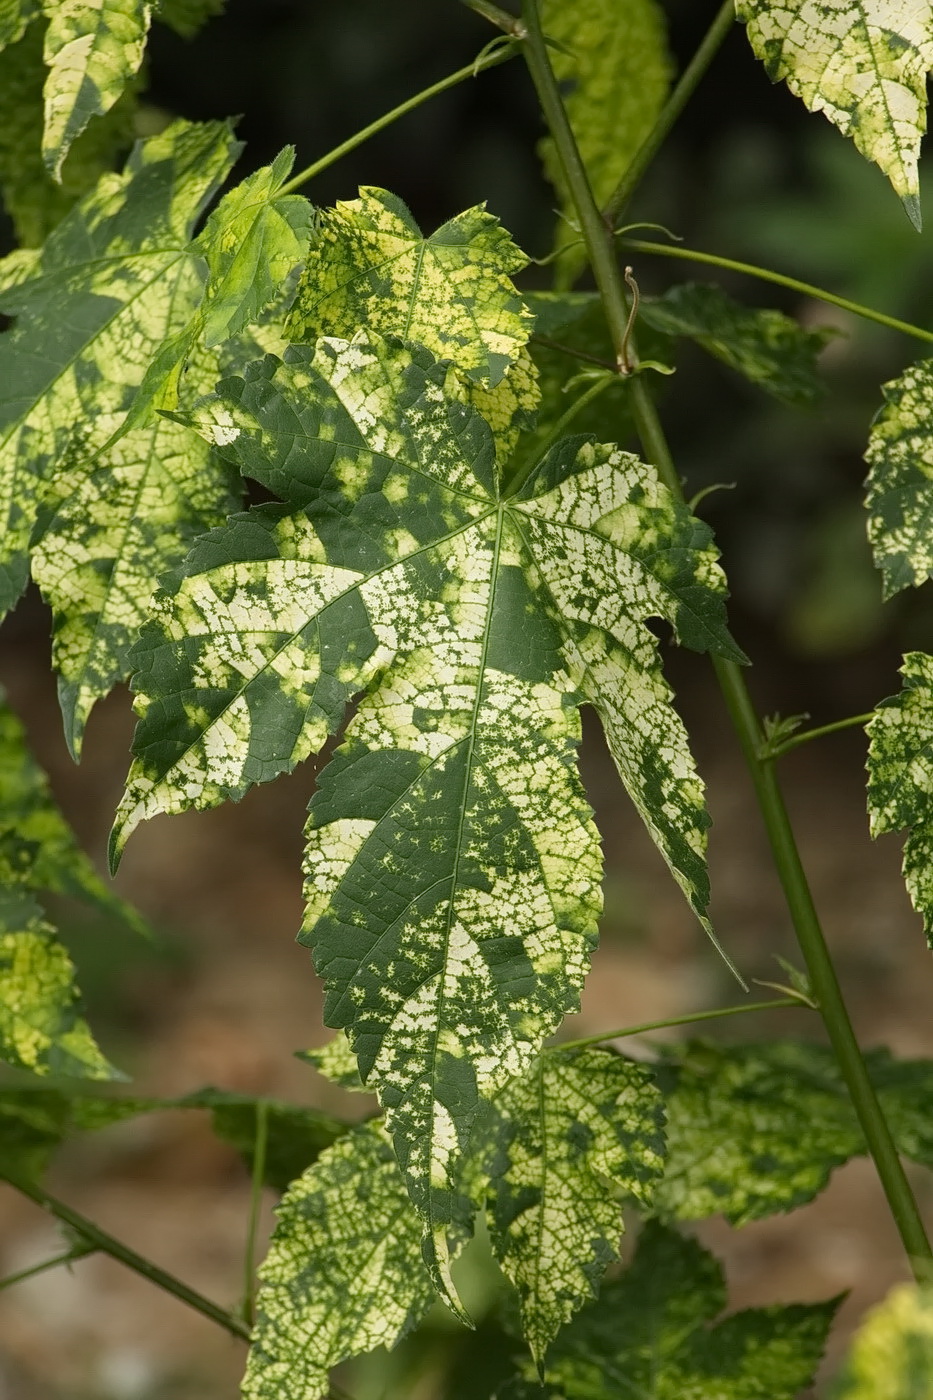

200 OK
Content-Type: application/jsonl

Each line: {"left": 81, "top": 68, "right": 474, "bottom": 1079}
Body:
{"left": 538, "top": 0, "right": 672, "bottom": 280}
{"left": 286, "top": 186, "right": 533, "bottom": 388}
{"left": 0, "top": 118, "right": 239, "bottom": 626}
{"left": 501, "top": 1222, "right": 837, "bottom": 1400}
{"left": 832, "top": 1282, "right": 933, "bottom": 1398}
{"left": 864, "top": 358, "right": 933, "bottom": 597}
{"left": 0, "top": 889, "right": 118, "bottom": 1080}
{"left": 654, "top": 1038, "right": 933, "bottom": 1223}
{"left": 0, "top": 0, "right": 37, "bottom": 50}
{"left": 40, "top": 0, "right": 150, "bottom": 180}
{"left": 480, "top": 1048, "right": 665, "bottom": 1362}
{"left": 154, "top": 0, "right": 224, "bottom": 37}
{"left": 0, "top": 19, "right": 138, "bottom": 247}
{"left": 242, "top": 1120, "right": 439, "bottom": 1400}
{"left": 110, "top": 331, "right": 739, "bottom": 1303}
{"left": 638, "top": 283, "right": 833, "bottom": 404}
{"left": 736, "top": 0, "right": 933, "bottom": 228}
{"left": 0, "top": 691, "right": 146, "bottom": 934}
{"left": 867, "top": 651, "right": 933, "bottom": 939}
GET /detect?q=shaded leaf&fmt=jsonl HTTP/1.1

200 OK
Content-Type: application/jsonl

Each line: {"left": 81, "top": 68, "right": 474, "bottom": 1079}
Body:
{"left": 481, "top": 1048, "right": 665, "bottom": 1361}
{"left": 0, "top": 0, "right": 37, "bottom": 49}
{"left": 867, "top": 651, "right": 933, "bottom": 939}
{"left": 638, "top": 283, "right": 833, "bottom": 404}
{"left": 864, "top": 357, "right": 933, "bottom": 597}
{"left": 736, "top": 0, "right": 933, "bottom": 227}
{"left": 178, "top": 1086, "right": 346, "bottom": 1191}
{"left": 538, "top": 0, "right": 672, "bottom": 281}
{"left": 111, "top": 331, "right": 738, "bottom": 1302}
{"left": 832, "top": 1282, "right": 933, "bottom": 1398}
{"left": 0, "top": 889, "right": 118, "bottom": 1080}
{"left": 0, "top": 118, "right": 239, "bottom": 621}
{"left": 155, "top": 0, "right": 224, "bottom": 37}
{"left": 242, "top": 1120, "right": 439, "bottom": 1400}
{"left": 501, "top": 1222, "right": 837, "bottom": 1399}
{"left": 40, "top": 0, "right": 150, "bottom": 179}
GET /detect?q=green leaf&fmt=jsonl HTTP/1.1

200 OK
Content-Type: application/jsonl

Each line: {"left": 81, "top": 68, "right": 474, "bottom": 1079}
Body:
{"left": 177, "top": 1086, "right": 346, "bottom": 1191}
{"left": 242, "top": 1120, "right": 439, "bottom": 1400}
{"left": 0, "top": 0, "right": 37, "bottom": 49}
{"left": 154, "top": 0, "right": 224, "bottom": 37}
{"left": 0, "top": 889, "right": 118, "bottom": 1080}
{"left": 40, "top": 0, "right": 150, "bottom": 180}
{"left": 638, "top": 283, "right": 833, "bottom": 404}
{"left": 537, "top": 0, "right": 672, "bottom": 281}
{"left": 299, "top": 1032, "right": 368, "bottom": 1093}
{"left": 481, "top": 1048, "right": 665, "bottom": 1362}
{"left": 736, "top": 0, "right": 933, "bottom": 228}
{"left": 0, "top": 691, "right": 146, "bottom": 934}
{"left": 864, "top": 358, "right": 933, "bottom": 597}
{"left": 655, "top": 1038, "right": 933, "bottom": 1224}
{"left": 0, "top": 118, "right": 239, "bottom": 622}
{"left": 502, "top": 1222, "right": 837, "bottom": 1399}
{"left": 867, "top": 651, "right": 933, "bottom": 939}
{"left": 286, "top": 187, "right": 533, "bottom": 388}
{"left": 0, "top": 1089, "right": 74, "bottom": 1180}
{"left": 0, "top": 19, "right": 138, "bottom": 247}
{"left": 832, "top": 1282, "right": 933, "bottom": 1398}
{"left": 111, "top": 332, "right": 737, "bottom": 1301}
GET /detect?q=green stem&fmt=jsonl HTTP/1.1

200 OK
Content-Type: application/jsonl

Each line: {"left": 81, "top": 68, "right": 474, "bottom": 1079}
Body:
{"left": 0, "top": 1244, "right": 96, "bottom": 1292}
{"left": 1, "top": 1175, "right": 252, "bottom": 1341}
{"left": 279, "top": 41, "right": 519, "bottom": 196}
{"left": 620, "top": 238, "right": 933, "bottom": 344}
{"left": 530, "top": 333, "right": 615, "bottom": 371}
{"left": 765, "top": 712, "right": 875, "bottom": 760}
{"left": 242, "top": 1100, "right": 269, "bottom": 1327}
{"left": 523, "top": 0, "right": 933, "bottom": 1274}
{"left": 555, "top": 997, "right": 806, "bottom": 1053}
{"left": 458, "top": 0, "right": 527, "bottom": 35}
{"left": 504, "top": 375, "right": 612, "bottom": 498}
{"left": 605, "top": 1, "right": 736, "bottom": 225}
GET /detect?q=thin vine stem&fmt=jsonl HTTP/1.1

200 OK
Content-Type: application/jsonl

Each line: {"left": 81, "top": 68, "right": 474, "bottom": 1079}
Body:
{"left": 620, "top": 238, "right": 933, "bottom": 344}
{"left": 278, "top": 41, "right": 519, "bottom": 197}
{"left": 0, "top": 1244, "right": 96, "bottom": 1292}
{"left": 554, "top": 997, "right": 806, "bottom": 1053}
{"left": 530, "top": 333, "right": 615, "bottom": 371}
{"left": 520, "top": 0, "right": 933, "bottom": 1272}
{"left": 604, "top": 0, "right": 736, "bottom": 225}
{"left": 242, "top": 1099, "right": 269, "bottom": 1327}
{"left": 458, "top": 0, "right": 527, "bottom": 36}
{"left": 1, "top": 1174, "right": 252, "bottom": 1341}
{"left": 764, "top": 712, "right": 875, "bottom": 760}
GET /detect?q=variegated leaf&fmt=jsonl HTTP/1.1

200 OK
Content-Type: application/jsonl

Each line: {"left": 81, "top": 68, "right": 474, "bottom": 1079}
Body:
{"left": 538, "top": 0, "right": 672, "bottom": 281}
{"left": 833, "top": 1283, "right": 933, "bottom": 1398}
{"left": 242, "top": 1120, "right": 439, "bottom": 1400}
{"left": 867, "top": 651, "right": 933, "bottom": 939}
{"left": 299, "top": 1032, "right": 367, "bottom": 1093}
{"left": 0, "top": 118, "right": 238, "bottom": 621}
{"left": 40, "top": 0, "right": 151, "bottom": 180}
{"left": 286, "top": 186, "right": 533, "bottom": 388}
{"left": 0, "top": 0, "right": 37, "bottom": 49}
{"left": 501, "top": 1222, "right": 837, "bottom": 1400}
{"left": 0, "top": 889, "right": 118, "bottom": 1080}
{"left": 111, "top": 332, "right": 738, "bottom": 1305}
{"left": 481, "top": 1048, "right": 665, "bottom": 1362}
{"left": 154, "top": 0, "right": 223, "bottom": 36}
{"left": 864, "top": 358, "right": 933, "bottom": 597}
{"left": 736, "top": 0, "right": 933, "bottom": 228}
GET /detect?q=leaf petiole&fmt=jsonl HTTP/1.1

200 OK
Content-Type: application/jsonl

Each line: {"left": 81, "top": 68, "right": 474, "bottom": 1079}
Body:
{"left": 554, "top": 997, "right": 807, "bottom": 1053}
{"left": 241, "top": 1098, "right": 269, "bottom": 1327}
{"left": 0, "top": 1242, "right": 96, "bottom": 1292}
{"left": 761, "top": 712, "right": 875, "bottom": 761}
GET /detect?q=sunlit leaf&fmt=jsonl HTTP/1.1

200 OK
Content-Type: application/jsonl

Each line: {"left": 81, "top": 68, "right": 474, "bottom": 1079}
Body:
{"left": 736, "top": 0, "right": 933, "bottom": 227}
{"left": 299, "top": 1032, "right": 367, "bottom": 1093}
{"left": 0, "top": 0, "right": 37, "bottom": 50}
{"left": 832, "top": 1282, "right": 933, "bottom": 1398}
{"left": 864, "top": 357, "right": 933, "bottom": 597}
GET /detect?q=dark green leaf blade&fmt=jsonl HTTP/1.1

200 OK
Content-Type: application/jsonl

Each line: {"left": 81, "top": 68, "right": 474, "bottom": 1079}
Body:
{"left": 155, "top": 0, "right": 224, "bottom": 36}
{"left": 864, "top": 359, "right": 933, "bottom": 597}
{"left": 177, "top": 1086, "right": 346, "bottom": 1191}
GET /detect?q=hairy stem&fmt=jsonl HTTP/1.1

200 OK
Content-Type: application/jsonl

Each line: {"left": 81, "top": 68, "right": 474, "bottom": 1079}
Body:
{"left": 620, "top": 238, "right": 933, "bottom": 344}
{"left": 279, "top": 41, "right": 519, "bottom": 196}
{"left": 1, "top": 1174, "right": 252, "bottom": 1341}
{"left": 765, "top": 712, "right": 875, "bottom": 760}
{"left": 458, "top": 0, "right": 527, "bottom": 35}
{"left": 605, "top": 0, "right": 736, "bottom": 225}
{"left": 0, "top": 1244, "right": 96, "bottom": 1292}
{"left": 521, "top": 0, "right": 933, "bottom": 1271}
{"left": 555, "top": 997, "right": 807, "bottom": 1053}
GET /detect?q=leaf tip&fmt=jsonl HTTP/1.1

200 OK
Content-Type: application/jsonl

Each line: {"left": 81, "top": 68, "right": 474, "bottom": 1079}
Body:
{"left": 904, "top": 193, "right": 923, "bottom": 233}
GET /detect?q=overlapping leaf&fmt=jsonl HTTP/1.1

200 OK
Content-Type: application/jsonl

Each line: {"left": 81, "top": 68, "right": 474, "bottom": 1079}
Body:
{"left": 243, "top": 1120, "right": 438, "bottom": 1400}
{"left": 480, "top": 1048, "right": 665, "bottom": 1361}
{"left": 832, "top": 1283, "right": 933, "bottom": 1398}
{"left": 867, "top": 652, "right": 933, "bottom": 938}
{"left": 300, "top": 1032, "right": 367, "bottom": 1093}
{"left": 500, "top": 1222, "right": 838, "bottom": 1400}
{"left": 110, "top": 329, "right": 738, "bottom": 1300}
{"left": 736, "top": 0, "right": 933, "bottom": 227}
{"left": 864, "top": 358, "right": 933, "bottom": 596}
{"left": 0, "top": 0, "right": 37, "bottom": 50}
{"left": 654, "top": 1038, "right": 933, "bottom": 1223}
{"left": 538, "top": 0, "right": 672, "bottom": 280}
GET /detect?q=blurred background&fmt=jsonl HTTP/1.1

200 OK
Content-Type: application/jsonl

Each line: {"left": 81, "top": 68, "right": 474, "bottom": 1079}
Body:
{"left": 3, "top": 0, "right": 933, "bottom": 1395}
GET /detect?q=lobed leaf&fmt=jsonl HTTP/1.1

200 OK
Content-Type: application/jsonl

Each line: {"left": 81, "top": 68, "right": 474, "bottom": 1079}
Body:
{"left": 480, "top": 1048, "right": 665, "bottom": 1362}
{"left": 866, "top": 651, "right": 933, "bottom": 939}
{"left": 832, "top": 1282, "right": 933, "bottom": 1398}
{"left": 499, "top": 1222, "right": 837, "bottom": 1399}
{"left": 242, "top": 1120, "right": 439, "bottom": 1400}
{"left": 736, "top": 0, "right": 933, "bottom": 227}
{"left": 864, "top": 357, "right": 933, "bottom": 597}
{"left": 40, "top": 0, "right": 150, "bottom": 180}
{"left": 112, "top": 329, "right": 739, "bottom": 1305}
{"left": 538, "top": 0, "right": 672, "bottom": 282}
